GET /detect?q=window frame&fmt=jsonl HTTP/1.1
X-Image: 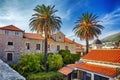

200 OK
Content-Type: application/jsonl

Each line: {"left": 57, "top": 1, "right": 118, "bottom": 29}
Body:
{"left": 65, "top": 46, "right": 68, "bottom": 50}
{"left": 57, "top": 45, "right": 60, "bottom": 51}
{"left": 8, "top": 42, "right": 13, "bottom": 46}
{"left": 15, "top": 31, "right": 19, "bottom": 36}
{"left": 5, "top": 30, "right": 9, "bottom": 35}
{"left": 94, "top": 74, "right": 109, "bottom": 80}
{"left": 7, "top": 53, "right": 13, "bottom": 61}
{"left": 48, "top": 44, "right": 50, "bottom": 51}
{"left": 36, "top": 44, "right": 40, "bottom": 50}
{"left": 26, "top": 43, "right": 30, "bottom": 50}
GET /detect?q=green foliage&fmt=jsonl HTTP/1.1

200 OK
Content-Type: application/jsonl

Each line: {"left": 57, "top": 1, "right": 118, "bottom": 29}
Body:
{"left": 14, "top": 53, "right": 45, "bottom": 76}
{"left": 27, "top": 72, "right": 65, "bottom": 80}
{"left": 58, "top": 50, "right": 80, "bottom": 65}
{"left": 58, "top": 50, "right": 70, "bottom": 57}
{"left": 103, "top": 35, "right": 120, "bottom": 42}
{"left": 11, "top": 53, "right": 64, "bottom": 77}
{"left": 48, "top": 54, "right": 63, "bottom": 71}
{"left": 10, "top": 51, "right": 80, "bottom": 79}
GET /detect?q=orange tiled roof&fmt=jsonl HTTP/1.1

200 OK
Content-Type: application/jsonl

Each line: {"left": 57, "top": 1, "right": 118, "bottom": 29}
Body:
{"left": 24, "top": 33, "right": 44, "bottom": 40}
{"left": 83, "top": 50, "right": 120, "bottom": 63}
{"left": 76, "top": 42, "right": 82, "bottom": 47}
{"left": 67, "top": 64, "right": 78, "bottom": 68}
{"left": 48, "top": 37, "right": 54, "bottom": 41}
{"left": 65, "top": 38, "right": 74, "bottom": 43}
{"left": 77, "top": 62, "right": 117, "bottom": 77}
{"left": 58, "top": 67, "right": 72, "bottom": 75}
{"left": 24, "top": 33, "right": 54, "bottom": 41}
{"left": 0, "top": 25, "right": 24, "bottom": 32}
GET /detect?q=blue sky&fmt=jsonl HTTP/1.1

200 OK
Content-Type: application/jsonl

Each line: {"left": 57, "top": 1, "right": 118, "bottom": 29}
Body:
{"left": 0, "top": 0, "right": 120, "bottom": 44}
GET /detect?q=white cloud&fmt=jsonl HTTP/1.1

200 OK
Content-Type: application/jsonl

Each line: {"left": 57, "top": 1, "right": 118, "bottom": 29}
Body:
{"left": 100, "top": 8, "right": 120, "bottom": 26}
{"left": 57, "top": 9, "right": 71, "bottom": 20}
{"left": 99, "top": 8, "right": 120, "bottom": 39}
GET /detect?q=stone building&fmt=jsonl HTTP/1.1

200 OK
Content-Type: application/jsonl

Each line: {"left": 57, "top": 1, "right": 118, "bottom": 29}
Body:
{"left": 0, "top": 25, "right": 82, "bottom": 63}
{"left": 92, "top": 38, "right": 103, "bottom": 49}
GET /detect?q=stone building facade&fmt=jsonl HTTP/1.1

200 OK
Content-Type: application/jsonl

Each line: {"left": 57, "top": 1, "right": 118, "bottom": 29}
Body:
{"left": 0, "top": 25, "right": 82, "bottom": 63}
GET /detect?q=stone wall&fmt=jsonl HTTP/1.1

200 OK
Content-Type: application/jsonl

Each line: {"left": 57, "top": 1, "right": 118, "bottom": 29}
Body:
{"left": 0, "top": 59, "right": 25, "bottom": 80}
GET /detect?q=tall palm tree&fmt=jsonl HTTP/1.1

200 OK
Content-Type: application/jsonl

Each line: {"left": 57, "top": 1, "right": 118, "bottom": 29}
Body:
{"left": 29, "top": 4, "right": 62, "bottom": 71}
{"left": 73, "top": 13, "right": 104, "bottom": 54}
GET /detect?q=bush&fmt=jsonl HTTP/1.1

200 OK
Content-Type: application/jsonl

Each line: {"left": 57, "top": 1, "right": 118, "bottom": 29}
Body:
{"left": 14, "top": 53, "right": 45, "bottom": 76}
{"left": 58, "top": 50, "right": 80, "bottom": 65}
{"left": 48, "top": 54, "right": 63, "bottom": 71}
{"left": 27, "top": 72, "right": 65, "bottom": 80}
{"left": 58, "top": 50, "right": 70, "bottom": 57}
{"left": 11, "top": 53, "right": 64, "bottom": 77}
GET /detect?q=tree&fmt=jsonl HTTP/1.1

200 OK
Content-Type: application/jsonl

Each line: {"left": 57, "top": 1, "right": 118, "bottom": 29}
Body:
{"left": 29, "top": 4, "right": 62, "bottom": 71}
{"left": 48, "top": 54, "right": 63, "bottom": 71}
{"left": 73, "top": 13, "right": 104, "bottom": 54}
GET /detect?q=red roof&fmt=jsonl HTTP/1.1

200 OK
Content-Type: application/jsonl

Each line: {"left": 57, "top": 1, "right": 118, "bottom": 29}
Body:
{"left": 24, "top": 33, "right": 44, "bottom": 40}
{"left": 24, "top": 33, "right": 54, "bottom": 41}
{"left": 67, "top": 64, "right": 78, "bottom": 68}
{"left": 58, "top": 67, "right": 72, "bottom": 75}
{"left": 77, "top": 62, "right": 117, "bottom": 77}
{"left": 0, "top": 25, "right": 24, "bottom": 32}
{"left": 83, "top": 50, "right": 120, "bottom": 63}
{"left": 65, "top": 38, "right": 74, "bottom": 43}
{"left": 76, "top": 42, "right": 82, "bottom": 47}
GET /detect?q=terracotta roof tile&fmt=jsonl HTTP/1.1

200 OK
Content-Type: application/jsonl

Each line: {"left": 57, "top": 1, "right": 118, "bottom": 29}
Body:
{"left": 67, "top": 63, "right": 79, "bottom": 68}
{"left": 65, "top": 38, "right": 74, "bottom": 43}
{"left": 58, "top": 67, "right": 72, "bottom": 75}
{"left": 0, "top": 25, "right": 23, "bottom": 32}
{"left": 77, "top": 62, "right": 117, "bottom": 77}
{"left": 48, "top": 37, "right": 54, "bottom": 41}
{"left": 24, "top": 33, "right": 44, "bottom": 40}
{"left": 75, "top": 42, "right": 82, "bottom": 47}
{"left": 83, "top": 50, "right": 120, "bottom": 63}
{"left": 24, "top": 33, "right": 54, "bottom": 41}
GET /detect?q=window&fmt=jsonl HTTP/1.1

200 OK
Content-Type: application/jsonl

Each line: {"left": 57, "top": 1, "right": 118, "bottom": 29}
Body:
{"left": 94, "top": 74, "right": 108, "bottom": 80}
{"left": 82, "top": 72, "right": 91, "bottom": 80}
{"left": 5, "top": 30, "right": 9, "bottom": 35}
{"left": 48, "top": 44, "right": 50, "bottom": 51}
{"left": 36, "top": 44, "right": 40, "bottom": 50}
{"left": 59, "top": 36, "right": 61, "bottom": 39}
{"left": 8, "top": 42, "right": 13, "bottom": 45}
{"left": 7, "top": 53, "right": 12, "bottom": 61}
{"left": 57, "top": 45, "right": 60, "bottom": 51}
{"left": 65, "top": 46, "right": 68, "bottom": 50}
{"left": 15, "top": 31, "right": 19, "bottom": 36}
{"left": 26, "top": 43, "right": 30, "bottom": 50}
{"left": 72, "top": 70, "right": 77, "bottom": 79}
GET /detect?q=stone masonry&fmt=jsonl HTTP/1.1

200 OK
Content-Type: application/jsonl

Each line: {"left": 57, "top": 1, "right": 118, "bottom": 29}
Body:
{"left": 0, "top": 59, "right": 25, "bottom": 80}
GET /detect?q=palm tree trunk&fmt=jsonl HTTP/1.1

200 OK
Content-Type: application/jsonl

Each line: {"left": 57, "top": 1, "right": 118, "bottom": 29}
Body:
{"left": 44, "top": 29, "right": 48, "bottom": 72}
{"left": 86, "top": 39, "right": 89, "bottom": 54}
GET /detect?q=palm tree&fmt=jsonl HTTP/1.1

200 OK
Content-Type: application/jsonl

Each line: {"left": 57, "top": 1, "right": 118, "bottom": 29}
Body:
{"left": 73, "top": 13, "right": 104, "bottom": 54}
{"left": 29, "top": 4, "right": 62, "bottom": 71}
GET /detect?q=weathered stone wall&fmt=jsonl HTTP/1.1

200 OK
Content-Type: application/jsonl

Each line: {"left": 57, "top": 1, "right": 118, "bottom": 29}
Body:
{"left": 48, "top": 40, "right": 76, "bottom": 53}
{"left": 0, "top": 30, "right": 24, "bottom": 63}
{"left": 0, "top": 59, "right": 25, "bottom": 80}
{"left": 23, "top": 38, "right": 43, "bottom": 53}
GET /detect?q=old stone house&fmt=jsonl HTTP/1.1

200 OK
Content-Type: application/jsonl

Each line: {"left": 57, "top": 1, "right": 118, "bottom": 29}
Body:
{"left": 0, "top": 25, "right": 82, "bottom": 63}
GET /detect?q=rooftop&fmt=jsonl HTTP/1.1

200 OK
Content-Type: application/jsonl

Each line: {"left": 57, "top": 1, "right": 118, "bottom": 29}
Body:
{"left": 0, "top": 25, "right": 24, "bottom": 32}
{"left": 58, "top": 67, "right": 72, "bottom": 75}
{"left": 77, "top": 62, "right": 117, "bottom": 77}
{"left": 59, "top": 49, "right": 120, "bottom": 77}
{"left": 83, "top": 49, "right": 120, "bottom": 63}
